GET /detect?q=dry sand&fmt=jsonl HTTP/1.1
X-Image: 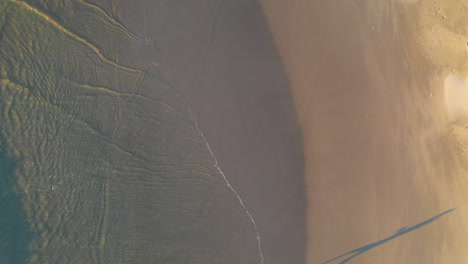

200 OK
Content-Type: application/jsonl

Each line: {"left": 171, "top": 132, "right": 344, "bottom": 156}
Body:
{"left": 259, "top": 0, "right": 468, "bottom": 263}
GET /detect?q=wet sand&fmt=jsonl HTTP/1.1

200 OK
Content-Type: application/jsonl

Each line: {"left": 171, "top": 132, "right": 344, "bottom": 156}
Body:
{"left": 259, "top": 0, "right": 468, "bottom": 263}
{"left": 112, "top": 1, "right": 307, "bottom": 264}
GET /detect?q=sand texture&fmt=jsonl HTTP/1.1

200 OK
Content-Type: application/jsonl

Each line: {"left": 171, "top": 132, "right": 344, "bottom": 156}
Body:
{"left": 259, "top": 0, "right": 468, "bottom": 263}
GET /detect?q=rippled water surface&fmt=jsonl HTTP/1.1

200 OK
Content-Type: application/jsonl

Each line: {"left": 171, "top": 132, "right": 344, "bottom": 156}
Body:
{"left": 0, "top": 1, "right": 269, "bottom": 263}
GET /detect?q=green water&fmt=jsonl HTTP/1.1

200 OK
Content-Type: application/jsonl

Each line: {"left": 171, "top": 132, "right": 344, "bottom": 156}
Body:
{"left": 0, "top": 137, "right": 32, "bottom": 264}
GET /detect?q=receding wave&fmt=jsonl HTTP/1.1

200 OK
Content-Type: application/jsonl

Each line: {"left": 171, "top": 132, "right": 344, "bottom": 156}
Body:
{"left": 0, "top": 0, "right": 263, "bottom": 263}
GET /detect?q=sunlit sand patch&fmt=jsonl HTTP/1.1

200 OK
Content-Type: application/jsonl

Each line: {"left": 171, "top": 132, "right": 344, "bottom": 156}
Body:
{"left": 444, "top": 74, "right": 468, "bottom": 125}
{"left": 444, "top": 74, "right": 468, "bottom": 148}
{"left": 412, "top": 0, "right": 468, "bottom": 153}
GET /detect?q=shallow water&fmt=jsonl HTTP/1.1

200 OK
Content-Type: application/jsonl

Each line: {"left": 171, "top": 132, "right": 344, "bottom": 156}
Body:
{"left": 0, "top": 142, "right": 32, "bottom": 263}
{"left": 0, "top": 0, "right": 270, "bottom": 263}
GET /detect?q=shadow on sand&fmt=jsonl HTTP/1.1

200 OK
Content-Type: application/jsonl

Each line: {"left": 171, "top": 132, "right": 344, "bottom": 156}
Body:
{"left": 322, "top": 208, "right": 456, "bottom": 264}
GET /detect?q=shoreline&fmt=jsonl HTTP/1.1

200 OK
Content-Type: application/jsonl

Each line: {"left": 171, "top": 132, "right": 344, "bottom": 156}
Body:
{"left": 112, "top": 0, "right": 308, "bottom": 263}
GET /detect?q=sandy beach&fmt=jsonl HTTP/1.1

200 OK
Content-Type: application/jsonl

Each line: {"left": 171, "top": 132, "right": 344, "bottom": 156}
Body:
{"left": 2, "top": 0, "right": 467, "bottom": 263}
{"left": 259, "top": 0, "right": 468, "bottom": 263}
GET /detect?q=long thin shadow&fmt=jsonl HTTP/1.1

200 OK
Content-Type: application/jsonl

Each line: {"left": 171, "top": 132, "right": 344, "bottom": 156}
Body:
{"left": 321, "top": 208, "right": 456, "bottom": 264}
